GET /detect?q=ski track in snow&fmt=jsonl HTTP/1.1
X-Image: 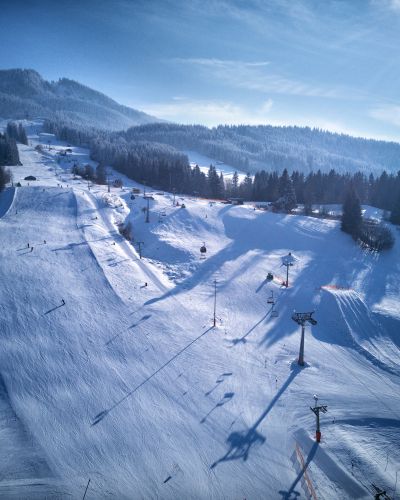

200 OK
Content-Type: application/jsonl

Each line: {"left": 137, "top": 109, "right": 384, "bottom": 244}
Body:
{"left": 0, "top": 127, "right": 399, "bottom": 499}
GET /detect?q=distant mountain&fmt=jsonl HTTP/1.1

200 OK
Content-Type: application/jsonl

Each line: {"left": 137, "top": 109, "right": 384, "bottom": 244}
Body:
{"left": 0, "top": 69, "right": 160, "bottom": 130}
{"left": 5, "top": 70, "right": 399, "bottom": 175}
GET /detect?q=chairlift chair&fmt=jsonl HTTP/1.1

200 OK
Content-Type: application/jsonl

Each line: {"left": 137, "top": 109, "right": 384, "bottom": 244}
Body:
{"left": 267, "top": 291, "right": 275, "bottom": 304}
{"left": 200, "top": 243, "right": 207, "bottom": 259}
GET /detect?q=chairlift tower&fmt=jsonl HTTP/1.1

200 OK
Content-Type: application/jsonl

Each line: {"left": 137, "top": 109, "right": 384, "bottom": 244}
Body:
{"left": 281, "top": 252, "right": 295, "bottom": 287}
{"left": 291, "top": 311, "right": 317, "bottom": 366}
{"left": 310, "top": 395, "right": 327, "bottom": 443}
{"left": 136, "top": 241, "right": 144, "bottom": 259}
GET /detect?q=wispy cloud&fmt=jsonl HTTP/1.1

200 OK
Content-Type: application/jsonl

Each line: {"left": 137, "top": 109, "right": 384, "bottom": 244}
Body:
{"left": 369, "top": 105, "right": 400, "bottom": 127}
{"left": 168, "top": 57, "right": 341, "bottom": 98}
{"left": 138, "top": 97, "right": 274, "bottom": 126}
{"left": 131, "top": 96, "right": 395, "bottom": 140}
{"left": 371, "top": 0, "right": 400, "bottom": 11}
{"left": 169, "top": 57, "right": 270, "bottom": 67}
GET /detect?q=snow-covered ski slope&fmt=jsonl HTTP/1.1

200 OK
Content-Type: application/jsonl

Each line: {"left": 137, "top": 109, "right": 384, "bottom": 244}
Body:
{"left": 0, "top": 135, "right": 399, "bottom": 499}
{"left": 184, "top": 150, "right": 247, "bottom": 181}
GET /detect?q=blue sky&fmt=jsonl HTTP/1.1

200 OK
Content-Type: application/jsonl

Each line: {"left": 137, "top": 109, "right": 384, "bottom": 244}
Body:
{"left": 1, "top": 0, "right": 400, "bottom": 140}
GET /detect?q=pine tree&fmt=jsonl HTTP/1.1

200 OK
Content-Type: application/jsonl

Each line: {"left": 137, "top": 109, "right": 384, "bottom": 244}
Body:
{"left": 266, "top": 172, "right": 279, "bottom": 201}
{"left": 278, "top": 169, "right": 290, "bottom": 197}
{"left": 96, "top": 164, "right": 107, "bottom": 184}
{"left": 0, "top": 166, "right": 7, "bottom": 191}
{"left": 18, "top": 124, "right": 28, "bottom": 145}
{"left": 0, "top": 166, "right": 11, "bottom": 191}
{"left": 303, "top": 181, "right": 314, "bottom": 215}
{"left": 277, "top": 169, "right": 297, "bottom": 211}
{"left": 390, "top": 193, "right": 400, "bottom": 225}
{"left": 6, "top": 122, "right": 18, "bottom": 141}
{"left": 240, "top": 173, "right": 253, "bottom": 200}
{"left": 232, "top": 171, "right": 239, "bottom": 196}
{"left": 0, "top": 134, "right": 19, "bottom": 166}
{"left": 84, "top": 164, "right": 95, "bottom": 180}
{"left": 219, "top": 172, "right": 225, "bottom": 199}
{"left": 283, "top": 178, "right": 297, "bottom": 211}
{"left": 341, "top": 185, "right": 362, "bottom": 237}
{"left": 207, "top": 165, "right": 220, "bottom": 198}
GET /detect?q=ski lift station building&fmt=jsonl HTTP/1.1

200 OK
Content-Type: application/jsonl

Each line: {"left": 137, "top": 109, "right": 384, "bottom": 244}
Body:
{"left": 227, "top": 197, "right": 244, "bottom": 205}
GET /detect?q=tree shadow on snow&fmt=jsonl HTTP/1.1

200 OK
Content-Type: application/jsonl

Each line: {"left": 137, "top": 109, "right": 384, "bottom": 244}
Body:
{"left": 145, "top": 211, "right": 345, "bottom": 311}
{"left": 143, "top": 212, "right": 294, "bottom": 307}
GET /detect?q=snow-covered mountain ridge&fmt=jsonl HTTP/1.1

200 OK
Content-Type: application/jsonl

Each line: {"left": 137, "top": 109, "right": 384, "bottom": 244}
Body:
{"left": 0, "top": 69, "right": 160, "bottom": 130}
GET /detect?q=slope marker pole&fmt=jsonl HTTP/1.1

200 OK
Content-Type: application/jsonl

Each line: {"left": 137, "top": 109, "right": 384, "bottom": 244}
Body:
{"left": 213, "top": 279, "right": 217, "bottom": 327}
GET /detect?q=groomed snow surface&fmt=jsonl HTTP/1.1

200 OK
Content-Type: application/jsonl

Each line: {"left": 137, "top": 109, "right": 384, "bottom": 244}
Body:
{"left": 0, "top": 131, "right": 399, "bottom": 499}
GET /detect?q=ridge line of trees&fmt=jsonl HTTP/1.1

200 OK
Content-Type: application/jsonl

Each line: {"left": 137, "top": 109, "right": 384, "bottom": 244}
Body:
{"left": 43, "top": 119, "right": 400, "bottom": 223}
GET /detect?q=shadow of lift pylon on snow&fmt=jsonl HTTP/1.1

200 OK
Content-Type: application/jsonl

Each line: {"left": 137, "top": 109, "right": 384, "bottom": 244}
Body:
{"left": 227, "top": 305, "right": 276, "bottom": 346}
{"left": 44, "top": 302, "right": 66, "bottom": 315}
{"left": 210, "top": 366, "right": 301, "bottom": 469}
{"left": 92, "top": 326, "right": 215, "bottom": 426}
{"left": 279, "top": 442, "right": 318, "bottom": 500}
{"left": 104, "top": 314, "right": 151, "bottom": 346}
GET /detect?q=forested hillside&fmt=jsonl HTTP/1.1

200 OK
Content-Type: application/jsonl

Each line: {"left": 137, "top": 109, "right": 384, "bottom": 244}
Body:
{"left": 123, "top": 123, "right": 400, "bottom": 175}
{"left": 43, "top": 118, "right": 400, "bottom": 217}
{"left": 0, "top": 69, "right": 160, "bottom": 130}
{"left": 2, "top": 69, "right": 400, "bottom": 175}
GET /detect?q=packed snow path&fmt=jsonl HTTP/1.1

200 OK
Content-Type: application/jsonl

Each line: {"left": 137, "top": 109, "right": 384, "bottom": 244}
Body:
{"left": 0, "top": 137, "right": 399, "bottom": 498}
